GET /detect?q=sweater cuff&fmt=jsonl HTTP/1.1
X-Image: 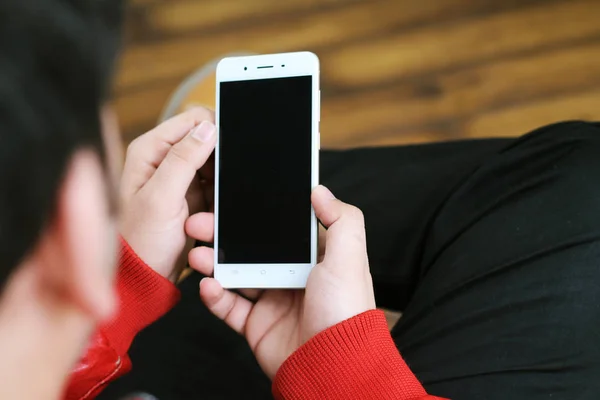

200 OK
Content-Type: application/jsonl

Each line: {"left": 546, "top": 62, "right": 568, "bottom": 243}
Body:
{"left": 273, "top": 310, "right": 428, "bottom": 400}
{"left": 101, "top": 238, "right": 181, "bottom": 356}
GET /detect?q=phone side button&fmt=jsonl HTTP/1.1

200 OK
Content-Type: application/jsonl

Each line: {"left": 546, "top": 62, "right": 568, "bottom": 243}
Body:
{"left": 318, "top": 128, "right": 321, "bottom": 150}
{"left": 318, "top": 90, "right": 321, "bottom": 122}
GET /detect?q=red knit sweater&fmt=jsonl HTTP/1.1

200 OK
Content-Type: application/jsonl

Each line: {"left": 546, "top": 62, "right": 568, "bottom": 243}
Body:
{"left": 273, "top": 311, "right": 443, "bottom": 399}
{"left": 91, "top": 242, "right": 445, "bottom": 399}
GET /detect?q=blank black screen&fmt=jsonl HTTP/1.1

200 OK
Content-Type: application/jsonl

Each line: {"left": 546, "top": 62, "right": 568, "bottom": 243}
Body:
{"left": 218, "top": 76, "right": 312, "bottom": 264}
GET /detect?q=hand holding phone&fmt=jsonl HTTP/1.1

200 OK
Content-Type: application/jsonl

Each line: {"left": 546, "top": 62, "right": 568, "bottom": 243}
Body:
{"left": 186, "top": 185, "right": 376, "bottom": 379}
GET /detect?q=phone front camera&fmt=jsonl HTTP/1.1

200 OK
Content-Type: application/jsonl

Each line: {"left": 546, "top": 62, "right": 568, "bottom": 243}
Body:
{"left": 244, "top": 67, "right": 247, "bottom": 71}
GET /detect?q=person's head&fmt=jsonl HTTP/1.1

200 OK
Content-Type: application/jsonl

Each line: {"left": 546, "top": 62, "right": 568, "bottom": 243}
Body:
{"left": 0, "top": 0, "right": 124, "bottom": 396}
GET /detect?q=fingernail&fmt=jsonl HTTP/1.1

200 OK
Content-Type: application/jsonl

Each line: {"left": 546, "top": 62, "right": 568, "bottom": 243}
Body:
{"left": 191, "top": 121, "right": 216, "bottom": 142}
{"left": 319, "top": 185, "right": 336, "bottom": 199}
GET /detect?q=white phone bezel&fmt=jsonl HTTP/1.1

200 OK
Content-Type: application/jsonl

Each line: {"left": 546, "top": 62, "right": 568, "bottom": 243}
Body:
{"left": 214, "top": 52, "right": 320, "bottom": 288}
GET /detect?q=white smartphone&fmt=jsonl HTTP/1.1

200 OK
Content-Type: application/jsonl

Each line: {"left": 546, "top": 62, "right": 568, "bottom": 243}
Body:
{"left": 214, "top": 52, "right": 320, "bottom": 288}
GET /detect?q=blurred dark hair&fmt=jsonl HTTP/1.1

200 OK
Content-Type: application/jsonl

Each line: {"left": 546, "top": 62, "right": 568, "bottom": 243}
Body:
{"left": 0, "top": 0, "right": 123, "bottom": 283}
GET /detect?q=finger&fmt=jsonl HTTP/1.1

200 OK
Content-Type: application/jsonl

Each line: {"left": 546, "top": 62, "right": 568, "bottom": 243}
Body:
{"left": 237, "top": 288, "right": 263, "bottom": 302}
{"left": 188, "top": 246, "right": 215, "bottom": 276}
{"left": 318, "top": 223, "right": 326, "bottom": 262}
{"left": 149, "top": 107, "right": 215, "bottom": 145}
{"left": 200, "top": 278, "right": 253, "bottom": 335}
{"left": 122, "top": 107, "right": 215, "bottom": 196}
{"left": 188, "top": 245, "right": 263, "bottom": 301}
{"left": 185, "top": 212, "right": 214, "bottom": 243}
{"left": 146, "top": 121, "right": 217, "bottom": 205}
{"left": 311, "top": 185, "right": 367, "bottom": 266}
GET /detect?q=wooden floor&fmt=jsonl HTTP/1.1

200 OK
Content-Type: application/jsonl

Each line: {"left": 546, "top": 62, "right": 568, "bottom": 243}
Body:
{"left": 114, "top": 0, "right": 600, "bottom": 148}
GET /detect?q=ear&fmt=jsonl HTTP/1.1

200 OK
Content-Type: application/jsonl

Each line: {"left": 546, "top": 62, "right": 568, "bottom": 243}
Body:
{"left": 38, "top": 150, "right": 117, "bottom": 322}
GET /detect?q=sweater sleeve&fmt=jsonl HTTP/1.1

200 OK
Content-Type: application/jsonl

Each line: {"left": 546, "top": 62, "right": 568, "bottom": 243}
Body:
{"left": 100, "top": 238, "right": 181, "bottom": 355}
{"left": 272, "top": 310, "right": 446, "bottom": 400}
{"left": 64, "top": 238, "right": 181, "bottom": 400}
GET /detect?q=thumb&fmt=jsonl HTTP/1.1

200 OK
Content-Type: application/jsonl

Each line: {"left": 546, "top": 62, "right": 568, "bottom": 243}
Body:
{"left": 311, "top": 185, "right": 368, "bottom": 268}
{"left": 146, "top": 121, "right": 217, "bottom": 205}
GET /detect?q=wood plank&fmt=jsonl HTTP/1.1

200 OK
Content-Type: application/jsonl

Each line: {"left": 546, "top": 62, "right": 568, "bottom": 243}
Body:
{"left": 129, "top": 0, "right": 160, "bottom": 6}
{"left": 115, "top": 39, "right": 600, "bottom": 145}
{"left": 320, "top": 39, "right": 600, "bottom": 146}
{"left": 137, "top": 0, "right": 360, "bottom": 38}
{"left": 329, "top": 126, "right": 448, "bottom": 149}
{"left": 465, "top": 89, "right": 600, "bottom": 139}
{"left": 114, "top": 0, "right": 533, "bottom": 92}
{"left": 322, "top": 0, "right": 600, "bottom": 90}
{"left": 113, "top": 84, "right": 174, "bottom": 138}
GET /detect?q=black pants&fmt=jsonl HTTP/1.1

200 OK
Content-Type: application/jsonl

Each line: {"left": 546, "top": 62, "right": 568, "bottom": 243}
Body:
{"left": 100, "top": 121, "right": 600, "bottom": 400}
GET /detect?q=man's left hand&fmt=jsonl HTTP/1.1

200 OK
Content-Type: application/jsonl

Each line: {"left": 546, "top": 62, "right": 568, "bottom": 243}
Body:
{"left": 120, "top": 107, "right": 216, "bottom": 282}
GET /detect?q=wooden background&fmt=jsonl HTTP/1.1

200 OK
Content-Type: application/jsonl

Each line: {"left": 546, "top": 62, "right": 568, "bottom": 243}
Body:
{"left": 114, "top": 0, "right": 600, "bottom": 148}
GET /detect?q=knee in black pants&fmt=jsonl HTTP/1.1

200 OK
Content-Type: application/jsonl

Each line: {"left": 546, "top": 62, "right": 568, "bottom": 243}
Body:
{"left": 394, "top": 121, "right": 600, "bottom": 400}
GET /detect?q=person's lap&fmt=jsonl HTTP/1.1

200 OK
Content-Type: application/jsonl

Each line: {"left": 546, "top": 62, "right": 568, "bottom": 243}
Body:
{"left": 349, "top": 121, "right": 600, "bottom": 399}
{"left": 100, "top": 121, "right": 600, "bottom": 400}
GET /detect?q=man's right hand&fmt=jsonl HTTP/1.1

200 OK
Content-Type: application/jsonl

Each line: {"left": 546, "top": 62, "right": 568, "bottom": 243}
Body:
{"left": 186, "top": 185, "right": 377, "bottom": 378}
